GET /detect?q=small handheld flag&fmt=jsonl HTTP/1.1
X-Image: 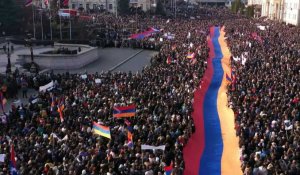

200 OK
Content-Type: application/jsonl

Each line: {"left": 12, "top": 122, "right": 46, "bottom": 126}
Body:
{"left": 92, "top": 122, "right": 111, "bottom": 139}
{"left": 127, "top": 130, "right": 133, "bottom": 148}
{"left": 164, "top": 162, "right": 173, "bottom": 175}
{"left": 10, "top": 144, "right": 18, "bottom": 175}
{"left": 187, "top": 52, "right": 195, "bottom": 59}
{"left": 166, "top": 56, "right": 171, "bottom": 64}
{"left": 226, "top": 73, "right": 232, "bottom": 82}
{"left": 57, "top": 101, "right": 65, "bottom": 122}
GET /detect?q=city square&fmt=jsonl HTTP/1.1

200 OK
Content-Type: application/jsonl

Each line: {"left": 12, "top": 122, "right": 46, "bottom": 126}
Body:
{"left": 0, "top": 0, "right": 299, "bottom": 175}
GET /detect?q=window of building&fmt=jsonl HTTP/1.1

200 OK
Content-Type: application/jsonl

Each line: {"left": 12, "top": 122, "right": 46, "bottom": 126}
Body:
{"left": 72, "top": 4, "right": 76, "bottom": 9}
{"left": 109, "top": 4, "right": 113, "bottom": 10}
{"left": 93, "top": 4, "right": 97, "bottom": 9}
{"left": 86, "top": 3, "right": 90, "bottom": 10}
{"left": 140, "top": 4, "right": 143, "bottom": 10}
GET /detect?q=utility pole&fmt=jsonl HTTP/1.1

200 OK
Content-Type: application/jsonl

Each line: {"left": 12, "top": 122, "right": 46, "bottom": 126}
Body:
{"left": 115, "top": 0, "right": 118, "bottom": 18}
{"left": 175, "top": 0, "right": 176, "bottom": 19}
{"left": 32, "top": 4, "right": 36, "bottom": 39}
{"left": 59, "top": 0, "right": 62, "bottom": 40}
{"left": 69, "top": 17, "right": 72, "bottom": 40}
{"left": 41, "top": 10, "right": 44, "bottom": 40}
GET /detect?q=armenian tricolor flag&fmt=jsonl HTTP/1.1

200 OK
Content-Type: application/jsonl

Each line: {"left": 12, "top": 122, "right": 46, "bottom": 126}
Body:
{"left": 127, "top": 130, "right": 133, "bottom": 148}
{"left": 113, "top": 104, "right": 136, "bottom": 118}
{"left": 57, "top": 101, "right": 65, "bottom": 122}
{"left": 10, "top": 144, "right": 18, "bottom": 175}
{"left": 187, "top": 52, "right": 195, "bottom": 59}
{"left": 129, "top": 27, "right": 160, "bottom": 40}
{"left": 92, "top": 122, "right": 111, "bottom": 139}
{"left": 183, "top": 27, "right": 242, "bottom": 175}
{"left": 164, "top": 163, "right": 173, "bottom": 175}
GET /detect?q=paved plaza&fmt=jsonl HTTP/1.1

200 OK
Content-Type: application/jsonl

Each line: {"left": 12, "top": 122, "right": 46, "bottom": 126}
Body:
{"left": 0, "top": 44, "right": 157, "bottom": 112}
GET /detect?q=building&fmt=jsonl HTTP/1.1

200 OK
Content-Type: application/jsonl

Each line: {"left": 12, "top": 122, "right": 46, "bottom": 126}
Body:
{"left": 69, "top": 0, "right": 154, "bottom": 13}
{"left": 129, "top": 0, "right": 155, "bottom": 12}
{"left": 248, "top": 0, "right": 262, "bottom": 17}
{"left": 283, "top": 0, "right": 300, "bottom": 25}
{"left": 69, "top": 0, "right": 117, "bottom": 13}
{"left": 261, "top": 0, "right": 299, "bottom": 26}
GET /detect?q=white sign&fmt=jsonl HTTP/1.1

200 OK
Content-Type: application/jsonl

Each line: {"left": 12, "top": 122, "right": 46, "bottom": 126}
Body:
{"left": 141, "top": 145, "right": 165, "bottom": 151}
{"left": 81, "top": 74, "right": 87, "bottom": 79}
{"left": 95, "top": 79, "right": 101, "bottom": 84}
{"left": 39, "top": 81, "right": 54, "bottom": 92}
{"left": 0, "top": 154, "right": 5, "bottom": 162}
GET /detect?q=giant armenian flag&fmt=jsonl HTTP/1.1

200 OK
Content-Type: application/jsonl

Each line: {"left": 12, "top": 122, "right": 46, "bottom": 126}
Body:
{"left": 183, "top": 27, "right": 242, "bottom": 175}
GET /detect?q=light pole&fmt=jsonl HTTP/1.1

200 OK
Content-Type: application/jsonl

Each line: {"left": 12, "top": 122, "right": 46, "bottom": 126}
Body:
{"left": 3, "top": 41, "right": 13, "bottom": 74}
{"left": 26, "top": 34, "right": 38, "bottom": 74}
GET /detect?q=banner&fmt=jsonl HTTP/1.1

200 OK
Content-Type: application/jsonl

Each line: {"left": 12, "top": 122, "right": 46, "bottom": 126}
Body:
{"left": 0, "top": 154, "right": 5, "bottom": 162}
{"left": 141, "top": 145, "right": 165, "bottom": 151}
{"left": 39, "top": 81, "right": 54, "bottom": 92}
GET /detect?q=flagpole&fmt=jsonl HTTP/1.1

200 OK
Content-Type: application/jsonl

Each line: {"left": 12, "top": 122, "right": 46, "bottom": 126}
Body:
{"left": 175, "top": 0, "right": 176, "bottom": 19}
{"left": 49, "top": 0, "right": 53, "bottom": 40}
{"left": 59, "top": 1, "right": 62, "bottom": 40}
{"left": 32, "top": 3, "right": 36, "bottom": 39}
{"left": 69, "top": 16, "right": 72, "bottom": 40}
{"left": 41, "top": 9, "right": 44, "bottom": 40}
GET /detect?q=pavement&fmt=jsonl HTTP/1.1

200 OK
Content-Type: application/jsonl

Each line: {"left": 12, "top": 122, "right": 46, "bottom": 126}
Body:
{"left": 53, "top": 48, "right": 156, "bottom": 74}
{"left": 1, "top": 45, "right": 157, "bottom": 113}
{"left": 0, "top": 44, "right": 53, "bottom": 74}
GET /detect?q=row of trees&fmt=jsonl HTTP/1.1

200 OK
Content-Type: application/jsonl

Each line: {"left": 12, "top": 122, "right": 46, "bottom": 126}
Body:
{"left": 0, "top": 0, "right": 167, "bottom": 36}
{"left": 231, "top": 0, "right": 255, "bottom": 17}
{"left": 0, "top": 0, "right": 22, "bottom": 35}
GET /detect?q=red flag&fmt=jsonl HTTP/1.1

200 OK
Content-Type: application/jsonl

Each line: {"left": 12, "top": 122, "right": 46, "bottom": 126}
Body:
{"left": 166, "top": 56, "right": 171, "bottom": 64}
{"left": 0, "top": 92, "right": 4, "bottom": 112}
{"left": 125, "top": 119, "right": 131, "bottom": 126}
{"left": 63, "top": 0, "right": 69, "bottom": 7}
{"left": 44, "top": 0, "right": 49, "bottom": 6}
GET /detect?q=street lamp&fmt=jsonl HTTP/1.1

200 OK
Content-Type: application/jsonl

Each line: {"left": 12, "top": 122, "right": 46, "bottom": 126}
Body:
{"left": 26, "top": 34, "right": 38, "bottom": 74}
{"left": 3, "top": 41, "right": 13, "bottom": 74}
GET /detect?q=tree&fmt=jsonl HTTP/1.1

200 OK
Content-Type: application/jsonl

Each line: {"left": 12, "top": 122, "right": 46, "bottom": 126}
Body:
{"left": 231, "top": 0, "right": 240, "bottom": 13}
{"left": 118, "top": 0, "right": 130, "bottom": 15}
{"left": 246, "top": 5, "right": 255, "bottom": 17}
{"left": 156, "top": 0, "right": 165, "bottom": 16}
{"left": 0, "top": 0, "right": 22, "bottom": 35}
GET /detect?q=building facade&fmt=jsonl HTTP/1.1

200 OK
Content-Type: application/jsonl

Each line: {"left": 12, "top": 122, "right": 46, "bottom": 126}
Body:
{"left": 261, "top": 0, "right": 300, "bottom": 26}
{"left": 69, "top": 0, "right": 117, "bottom": 13}
{"left": 248, "top": 0, "right": 262, "bottom": 17}
{"left": 129, "top": 0, "right": 155, "bottom": 12}
{"left": 283, "top": 0, "right": 300, "bottom": 25}
{"left": 69, "top": 0, "right": 154, "bottom": 12}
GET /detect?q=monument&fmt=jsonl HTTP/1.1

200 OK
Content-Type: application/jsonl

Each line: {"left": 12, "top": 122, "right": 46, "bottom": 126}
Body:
{"left": 18, "top": 43, "right": 100, "bottom": 70}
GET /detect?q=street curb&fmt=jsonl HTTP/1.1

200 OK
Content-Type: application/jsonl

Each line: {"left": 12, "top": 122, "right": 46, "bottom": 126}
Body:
{"left": 109, "top": 49, "right": 144, "bottom": 72}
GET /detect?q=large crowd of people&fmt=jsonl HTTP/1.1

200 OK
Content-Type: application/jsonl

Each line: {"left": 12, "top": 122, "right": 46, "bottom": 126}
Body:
{"left": 0, "top": 6, "right": 299, "bottom": 175}
{"left": 225, "top": 19, "right": 300, "bottom": 175}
